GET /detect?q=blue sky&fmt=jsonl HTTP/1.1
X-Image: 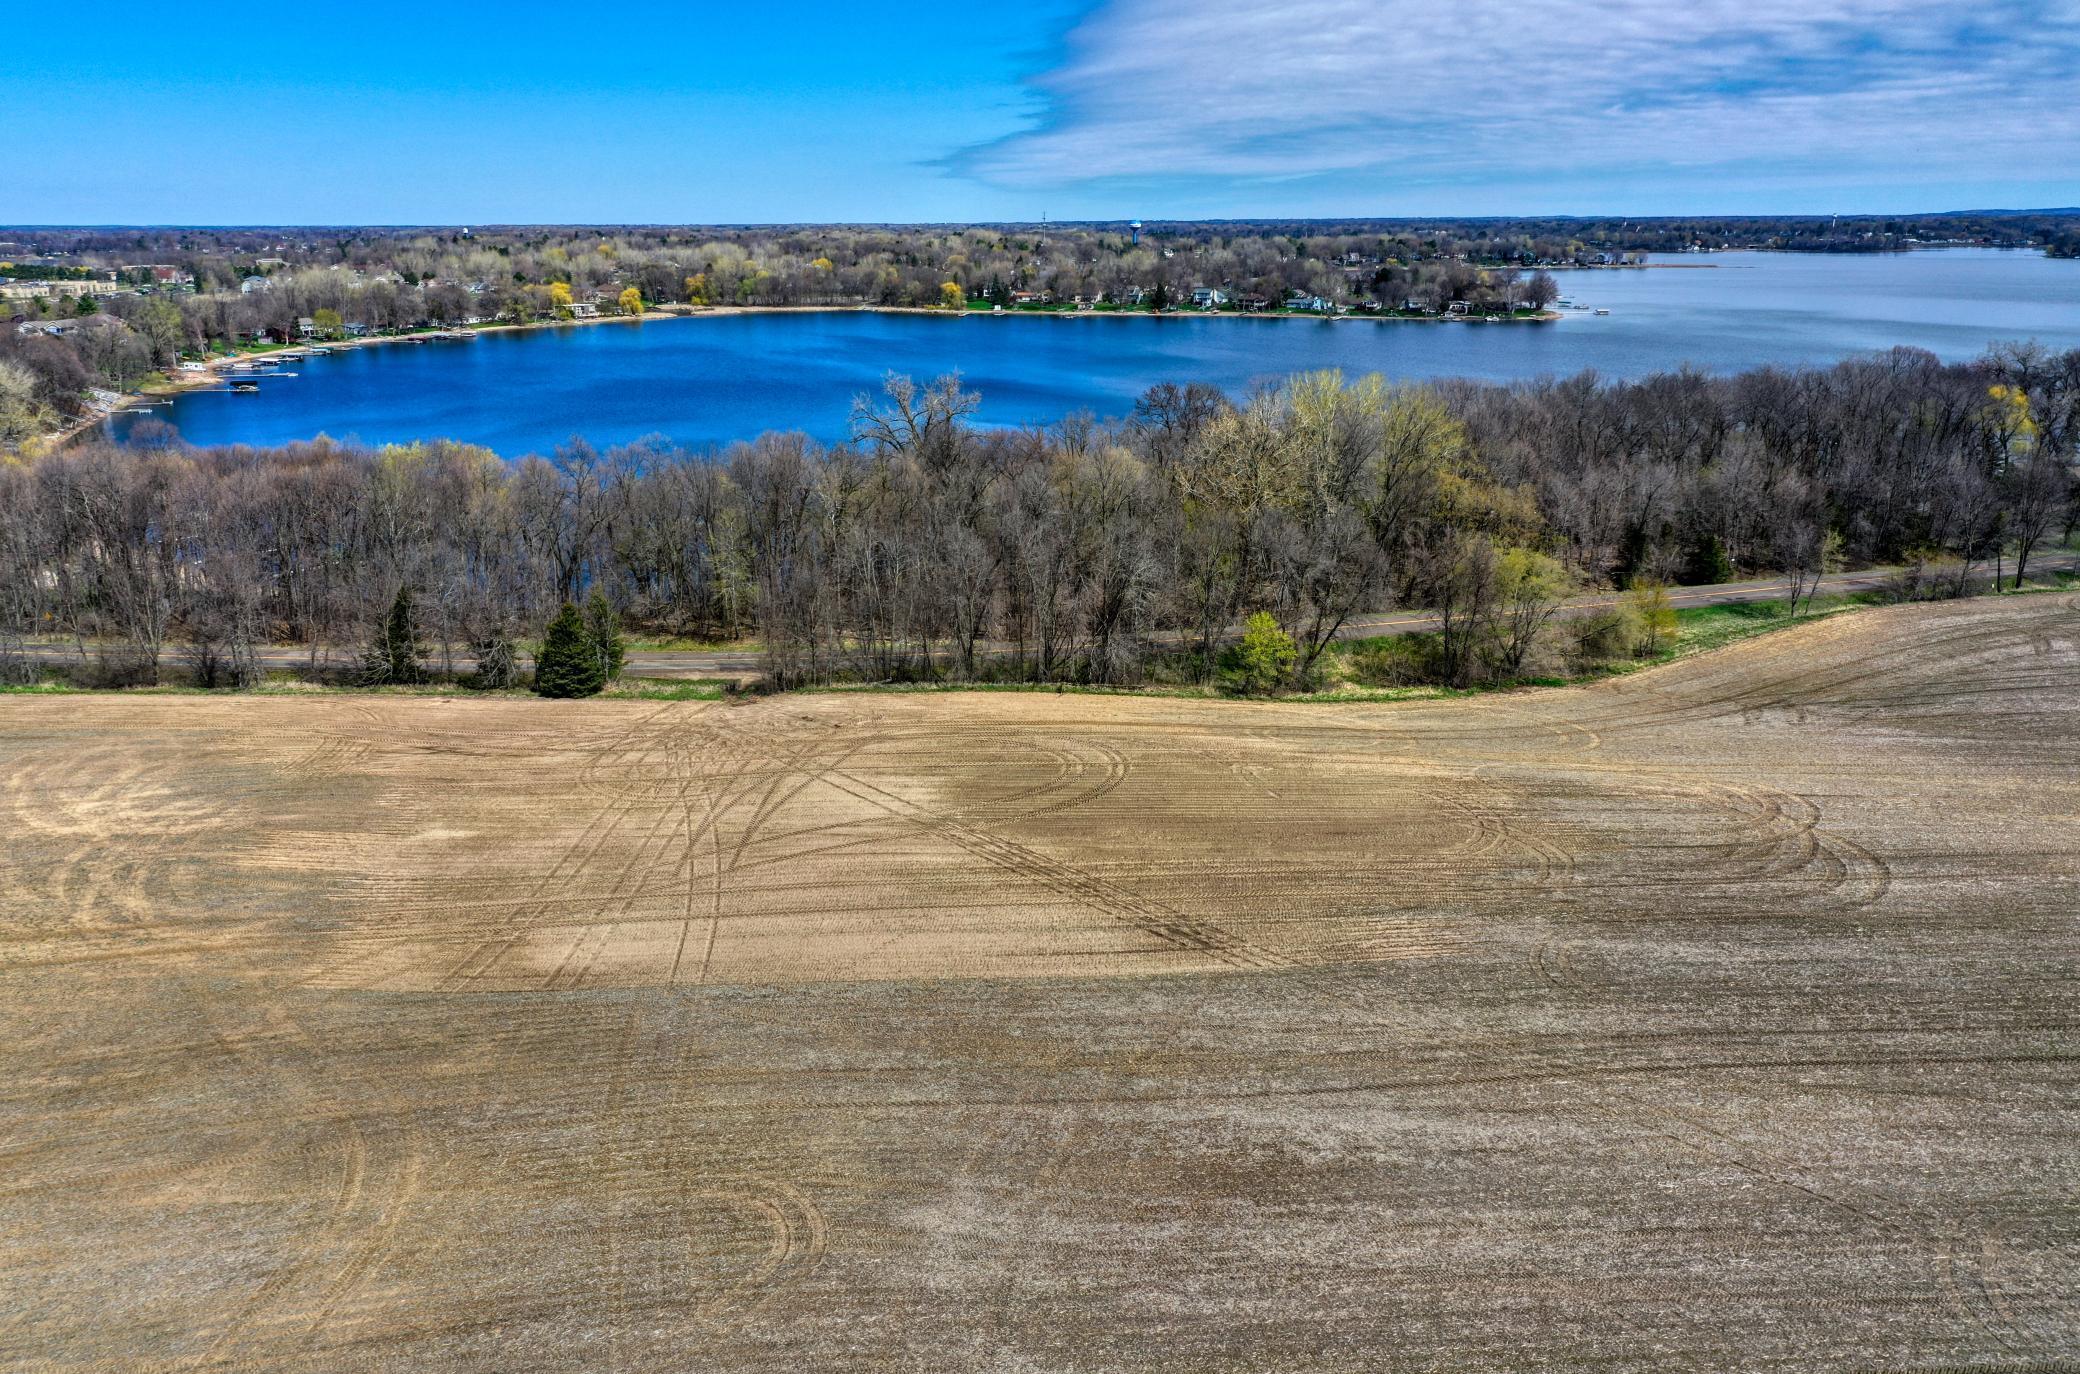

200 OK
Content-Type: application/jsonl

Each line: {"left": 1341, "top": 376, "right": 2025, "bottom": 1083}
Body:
{"left": 11, "top": 0, "right": 2078, "bottom": 222}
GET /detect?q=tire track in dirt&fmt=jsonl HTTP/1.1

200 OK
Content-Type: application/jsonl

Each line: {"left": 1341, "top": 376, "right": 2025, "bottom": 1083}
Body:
{"left": 428, "top": 705, "right": 702, "bottom": 991}
{"left": 183, "top": 1000, "right": 425, "bottom": 1368}
{"left": 683, "top": 1178, "right": 832, "bottom": 1333}
{"left": 818, "top": 759, "right": 1294, "bottom": 972}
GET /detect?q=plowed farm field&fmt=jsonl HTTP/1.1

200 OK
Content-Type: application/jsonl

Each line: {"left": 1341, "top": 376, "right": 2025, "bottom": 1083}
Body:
{"left": 4, "top": 595, "right": 2077, "bottom": 1372}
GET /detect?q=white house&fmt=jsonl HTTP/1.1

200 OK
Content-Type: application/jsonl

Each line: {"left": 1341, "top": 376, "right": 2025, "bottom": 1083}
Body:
{"left": 239, "top": 275, "right": 271, "bottom": 294}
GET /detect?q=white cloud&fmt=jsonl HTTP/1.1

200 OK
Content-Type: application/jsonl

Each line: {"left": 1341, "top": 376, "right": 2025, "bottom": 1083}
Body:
{"left": 955, "top": 0, "right": 2080, "bottom": 203}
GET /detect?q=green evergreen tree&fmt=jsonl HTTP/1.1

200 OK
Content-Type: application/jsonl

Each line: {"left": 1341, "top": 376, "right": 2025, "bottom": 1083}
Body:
{"left": 1615, "top": 519, "right": 1652, "bottom": 586}
{"left": 533, "top": 603, "right": 606, "bottom": 698}
{"left": 361, "top": 585, "right": 426, "bottom": 685}
{"left": 1686, "top": 533, "right": 1735, "bottom": 586}
{"left": 583, "top": 591, "right": 626, "bottom": 682}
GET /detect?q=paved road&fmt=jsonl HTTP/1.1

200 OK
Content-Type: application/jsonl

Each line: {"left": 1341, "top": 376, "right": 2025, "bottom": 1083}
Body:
{"left": 14, "top": 555, "right": 2073, "bottom": 681}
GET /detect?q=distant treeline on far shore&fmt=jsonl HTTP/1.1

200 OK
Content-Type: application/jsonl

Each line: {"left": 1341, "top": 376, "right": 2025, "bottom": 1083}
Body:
{"left": 2, "top": 345, "right": 2073, "bottom": 694}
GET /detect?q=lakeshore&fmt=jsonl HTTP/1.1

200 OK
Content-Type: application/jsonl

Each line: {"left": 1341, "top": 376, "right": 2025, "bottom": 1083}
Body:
{"left": 86, "top": 249, "right": 2080, "bottom": 456}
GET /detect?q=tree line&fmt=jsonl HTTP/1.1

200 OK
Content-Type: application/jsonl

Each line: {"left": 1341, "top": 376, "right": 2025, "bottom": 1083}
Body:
{"left": 1, "top": 346, "right": 2073, "bottom": 693}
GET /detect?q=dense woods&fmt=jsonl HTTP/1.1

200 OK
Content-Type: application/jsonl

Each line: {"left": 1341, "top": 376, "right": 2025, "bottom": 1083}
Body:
{"left": 2, "top": 346, "right": 2073, "bottom": 693}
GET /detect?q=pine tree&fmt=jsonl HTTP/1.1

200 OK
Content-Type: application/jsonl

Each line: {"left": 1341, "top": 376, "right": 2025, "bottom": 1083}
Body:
{"left": 533, "top": 603, "right": 606, "bottom": 698}
{"left": 1686, "top": 533, "right": 1734, "bottom": 587}
{"left": 582, "top": 592, "right": 626, "bottom": 682}
{"left": 361, "top": 586, "right": 426, "bottom": 685}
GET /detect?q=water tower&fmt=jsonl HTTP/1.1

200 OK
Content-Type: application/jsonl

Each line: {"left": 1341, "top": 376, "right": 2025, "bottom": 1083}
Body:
{"left": 1130, "top": 219, "right": 1143, "bottom": 246}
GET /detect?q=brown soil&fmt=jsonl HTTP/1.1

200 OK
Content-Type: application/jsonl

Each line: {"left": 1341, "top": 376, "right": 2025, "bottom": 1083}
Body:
{"left": 3, "top": 595, "right": 2076, "bottom": 1371}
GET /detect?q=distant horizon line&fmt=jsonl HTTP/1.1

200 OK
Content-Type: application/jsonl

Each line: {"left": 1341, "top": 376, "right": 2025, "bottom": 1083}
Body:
{"left": 6, "top": 209, "right": 2080, "bottom": 234}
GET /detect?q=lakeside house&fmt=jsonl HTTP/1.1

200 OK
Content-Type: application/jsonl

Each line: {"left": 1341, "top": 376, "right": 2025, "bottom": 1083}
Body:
{"left": 1190, "top": 287, "right": 1228, "bottom": 308}
{"left": 569, "top": 302, "right": 601, "bottom": 319}
{"left": 1010, "top": 289, "right": 1050, "bottom": 306}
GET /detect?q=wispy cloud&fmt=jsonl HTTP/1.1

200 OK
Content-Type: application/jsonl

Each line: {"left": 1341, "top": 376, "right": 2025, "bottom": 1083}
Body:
{"left": 952, "top": 0, "right": 2080, "bottom": 206}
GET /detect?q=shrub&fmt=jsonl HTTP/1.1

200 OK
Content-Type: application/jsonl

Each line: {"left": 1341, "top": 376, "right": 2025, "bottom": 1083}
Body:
{"left": 0, "top": 635, "right": 33, "bottom": 686}
{"left": 1572, "top": 603, "right": 1646, "bottom": 666}
{"left": 533, "top": 603, "right": 606, "bottom": 698}
{"left": 1889, "top": 551, "right": 1974, "bottom": 602}
{"left": 1626, "top": 580, "right": 1677, "bottom": 655}
{"left": 1340, "top": 637, "right": 1425, "bottom": 687}
{"left": 1223, "top": 612, "right": 1297, "bottom": 695}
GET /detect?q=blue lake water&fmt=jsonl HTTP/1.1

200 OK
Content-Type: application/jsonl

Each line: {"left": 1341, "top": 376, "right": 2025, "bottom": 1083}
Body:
{"left": 111, "top": 249, "right": 2080, "bottom": 455}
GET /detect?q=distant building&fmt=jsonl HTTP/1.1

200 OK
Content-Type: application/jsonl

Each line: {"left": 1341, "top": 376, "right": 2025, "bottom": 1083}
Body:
{"left": 0, "top": 279, "right": 125, "bottom": 301}
{"left": 239, "top": 275, "right": 270, "bottom": 294}
{"left": 569, "top": 302, "right": 601, "bottom": 319}
{"left": 119, "top": 264, "right": 189, "bottom": 284}
{"left": 1190, "top": 287, "right": 1227, "bottom": 308}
